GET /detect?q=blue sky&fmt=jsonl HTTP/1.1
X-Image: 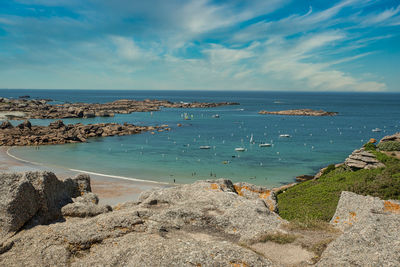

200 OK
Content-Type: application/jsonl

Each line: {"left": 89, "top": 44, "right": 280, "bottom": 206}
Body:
{"left": 0, "top": 0, "right": 399, "bottom": 91}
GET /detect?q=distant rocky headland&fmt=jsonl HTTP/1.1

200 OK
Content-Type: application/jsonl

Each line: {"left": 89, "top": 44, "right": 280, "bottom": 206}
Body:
{"left": 258, "top": 109, "right": 338, "bottom": 116}
{"left": 0, "top": 97, "right": 239, "bottom": 120}
{"left": 0, "top": 120, "right": 169, "bottom": 146}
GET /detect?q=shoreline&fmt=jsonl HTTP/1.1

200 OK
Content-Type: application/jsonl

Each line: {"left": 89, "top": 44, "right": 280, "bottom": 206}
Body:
{"left": 1, "top": 146, "right": 171, "bottom": 205}
{"left": 7, "top": 146, "right": 170, "bottom": 185}
{"left": 2, "top": 146, "right": 301, "bottom": 200}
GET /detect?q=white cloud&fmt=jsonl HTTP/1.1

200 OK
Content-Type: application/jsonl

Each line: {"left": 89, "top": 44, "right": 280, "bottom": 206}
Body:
{"left": 259, "top": 33, "right": 386, "bottom": 92}
{"left": 360, "top": 5, "right": 400, "bottom": 26}
{"left": 0, "top": 0, "right": 397, "bottom": 91}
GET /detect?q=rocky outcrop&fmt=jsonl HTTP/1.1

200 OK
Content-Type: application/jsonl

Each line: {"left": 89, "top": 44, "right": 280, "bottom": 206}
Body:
{"left": 0, "top": 172, "right": 104, "bottom": 242}
{"left": 259, "top": 109, "right": 337, "bottom": 116}
{"left": 344, "top": 148, "right": 385, "bottom": 170}
{"left": 0, "top": 97, "right": 239, "bottom": 120}
{"left": 379, "top": 132, "right": 400, "bottom": 143}
{"left": 0, "top": 120, "right": 169, "bottom": 146}
{"left": 317, "top": 191, "right": 400, "bottom": 266}
{"left": 233, "top": 182, "right": 277, "bottom": 212}
{"left": 0, "top": 176, "right": 283, "bottom": 266}
{"left": 2, "top": 171, "right": 398, "bottom": 266}
{"left": 61, "top": 193, "right": 112, "bottom": 218}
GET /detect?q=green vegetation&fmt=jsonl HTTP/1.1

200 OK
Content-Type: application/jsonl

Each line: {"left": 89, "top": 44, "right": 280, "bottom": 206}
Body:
{"left": 322, "top": 164, "right": 335, "bottom": 176}
{"left": 256, "top": 232, "right": 297, "bottom": 244}
{"left": 363, "top": 142, "right": 376, "bottom": 151}
{"left": 277, "top": 150, "right": 400, "bottom": 223}
{"left": 284, "top": 219, "right": 337, "bottom": 232}
{"left": 377, "top": 141, "right": 400, "bottom": 151}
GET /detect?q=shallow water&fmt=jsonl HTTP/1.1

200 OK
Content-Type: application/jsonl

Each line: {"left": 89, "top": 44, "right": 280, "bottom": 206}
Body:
{"left": 3, "top": 89, "right": 400, "bottom": 186}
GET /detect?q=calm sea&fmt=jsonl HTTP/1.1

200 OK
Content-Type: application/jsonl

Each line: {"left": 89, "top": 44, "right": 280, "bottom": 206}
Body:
{"left": 2, "top": 89, "right": 400, "bottom": 186}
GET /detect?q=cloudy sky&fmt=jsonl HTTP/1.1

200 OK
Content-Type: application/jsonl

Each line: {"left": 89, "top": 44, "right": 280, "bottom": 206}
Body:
{"left": 0, "top": 0, "right": 399, "bottom": 91}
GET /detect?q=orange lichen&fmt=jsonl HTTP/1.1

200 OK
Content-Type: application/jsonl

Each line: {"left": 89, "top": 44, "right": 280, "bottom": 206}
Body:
{"left": 259, "top": 191, "right": 271, "bottom": 200}
{"left": 233, "top": 185, "right": 244, "bottom": 196}
{"left": 333, "top": 216, "right": 340, "bottom": 223}
{"left": 113, "top": 204, "right": 122, "bottom": 211}
{"left": 234, "top": 185, "right": 271, "bottom": 199}
{"left": 210, "top": 183, "right": 220, "bottom": 190}
{"left": 230, "top": 262, "right": 249, "bottom": 267}
{"left": 349, "top": 211, "right": 356, "bottom": 218}
{"left": 384, "top": 201, "right": 400, "bottom": 214}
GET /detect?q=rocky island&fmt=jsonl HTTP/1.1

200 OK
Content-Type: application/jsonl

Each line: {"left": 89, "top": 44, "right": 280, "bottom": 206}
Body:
{"left": 258, "top": 109, "right": 338, "bottom": 116}
{"left": 0, "top": 120, "right": 169, "bottom": 146}
{"left": 0, "top": 97, "right": 239, "bottom": 120}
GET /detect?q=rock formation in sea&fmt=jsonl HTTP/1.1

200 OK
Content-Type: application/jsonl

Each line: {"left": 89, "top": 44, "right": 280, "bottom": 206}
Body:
{"left": 0, "top": 120, "right": 169, "bottom": 146}
{"left": 0, "top": 97, "right": 239, "bottom": 120}
{"left": 258, "top": 109, "right": 338, "bottom": 116}
{"left": 0, "top": 171, "right": 398, "bottom": 266}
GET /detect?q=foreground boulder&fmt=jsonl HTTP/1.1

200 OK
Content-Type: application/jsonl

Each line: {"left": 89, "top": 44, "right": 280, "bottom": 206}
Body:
{"left": 0, "top": 177, "right": 282, "bottom": 266}
{"left": 317, "top": 191, "right": 400, "bottom": 266}
{"left": 0, "top": 172, "right": 108, "bottom": 243}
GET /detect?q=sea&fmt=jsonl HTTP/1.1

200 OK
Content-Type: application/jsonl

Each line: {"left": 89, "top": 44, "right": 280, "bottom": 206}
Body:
{"left": 2, "top": 89, "right": 400, "bottom": 187}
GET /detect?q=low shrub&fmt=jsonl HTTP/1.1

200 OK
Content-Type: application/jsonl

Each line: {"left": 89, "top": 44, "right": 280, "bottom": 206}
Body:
{"left": 363, "top": 142, "right": 376, "bottom": 151}
{"left": 377, "top": 141, "right": 400, "bottom": 151}
{"left": 256, "top": 232, "right": 297, "bottom": 244}
{"left": 322, "top": 164, "right": 335, "bottom": 176}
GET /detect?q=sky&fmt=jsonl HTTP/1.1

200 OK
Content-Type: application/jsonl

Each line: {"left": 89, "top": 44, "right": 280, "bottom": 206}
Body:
{"left": 0, "top": 0, "right": 399, "bottom": 92}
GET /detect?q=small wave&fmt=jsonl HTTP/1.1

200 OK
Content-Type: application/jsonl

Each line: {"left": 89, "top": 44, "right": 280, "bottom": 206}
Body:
{"left": 68, "top": 168, "right": 170, "bottom": 185}
{"left": 6, "top": 147, "right": 169, "bottom": 185}
{"left": 6, "top": 147, "right": 43, "bottom": 166}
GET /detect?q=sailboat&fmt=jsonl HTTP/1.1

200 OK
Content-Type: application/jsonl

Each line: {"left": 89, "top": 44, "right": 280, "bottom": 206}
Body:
{"left": 250, "top": 134, "right": 255, "bottom": 144}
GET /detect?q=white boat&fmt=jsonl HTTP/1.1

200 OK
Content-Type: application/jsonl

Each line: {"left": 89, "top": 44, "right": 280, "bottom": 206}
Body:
{"left": 279, "top": 134, "right": 291, "bottom": 138}
{"left": 200, "top": 146, "right": 211, "bottom": 149}
{"left": 212, "top": 114, "right": 220, "bottom": 118}
{"left": 259, "top": 143, "right": 272, "bottom": 147}
{"left": 250, "top": 134, "right": 255, "bottom": 144}
{"left": 235, "top": 147, "right": 246, "bottom": 152}
{"left": 372, "top": 128, "right": 382, "bottom": 132}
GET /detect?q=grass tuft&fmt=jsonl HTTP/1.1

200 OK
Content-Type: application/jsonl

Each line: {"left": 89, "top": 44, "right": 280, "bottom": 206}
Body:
{"left": 255, "top": 232, "right": 297, "bottom": 244}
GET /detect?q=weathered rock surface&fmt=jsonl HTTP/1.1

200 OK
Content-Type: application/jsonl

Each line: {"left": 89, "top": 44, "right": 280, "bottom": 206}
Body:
{"left": 317, "top": 191, "right": 400, "bottom": 266}
{"left": 344, "top": 147, "right": 385, "bottom": 170}
{"left": 0, "top": 172, "right": 94, "bottom": 242}
{"left": 379, "top": 132, "right": 400, "bottom": 143}
{"left": 0, "top": 176, "right": 283, "bottom": 266}
{"left": 0, "top": 120, "right": 168, "bottom": 146}
{"left": 0, "top": 97, "right": 239, "bottom": 120}
{"left": 61, "top": 192, "right": 112, "bottom": 218}
{"left": 2, "top": 171, "right": 398, "bottom": 266}
{"left": 259, "top": 109, "right": 337, "bottom": 116}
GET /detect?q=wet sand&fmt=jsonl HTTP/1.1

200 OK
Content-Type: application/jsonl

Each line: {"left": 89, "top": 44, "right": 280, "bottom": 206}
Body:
{"left": 0, "top": 147, "right": 171, "bottom": 206}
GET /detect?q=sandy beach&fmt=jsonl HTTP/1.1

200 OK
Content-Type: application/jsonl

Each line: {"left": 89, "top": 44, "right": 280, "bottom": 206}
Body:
{"left": 0, "top": 146, "right": 170, "bottom": 206}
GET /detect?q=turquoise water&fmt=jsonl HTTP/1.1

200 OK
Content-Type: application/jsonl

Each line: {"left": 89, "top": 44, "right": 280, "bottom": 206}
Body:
{"left": 2, "top": 90, "right": 400, "bottom": 186}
